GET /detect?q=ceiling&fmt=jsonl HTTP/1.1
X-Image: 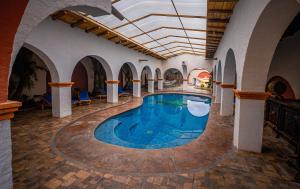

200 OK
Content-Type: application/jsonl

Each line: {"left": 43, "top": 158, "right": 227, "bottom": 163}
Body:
{"left": 52, "top": 0, "right": 237, "bottom": 60}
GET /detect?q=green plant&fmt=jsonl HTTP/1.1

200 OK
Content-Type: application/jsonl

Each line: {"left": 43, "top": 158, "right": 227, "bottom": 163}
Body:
{"left": 9, "top": 47, "right": 45, "bottom": 101}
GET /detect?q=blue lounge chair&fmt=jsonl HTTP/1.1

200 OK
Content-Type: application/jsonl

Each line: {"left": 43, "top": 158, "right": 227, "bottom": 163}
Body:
{"left": 40, "top": 94, "right": 52, "bottom": 110}
{"left": 118, "top": 87, "right": 130, "bottom": 97}
{"left": 75, "top": 90, "right": 91, "bottom": 105}
{"left": 95, "top": 88, "right": 107, "bottom": 100}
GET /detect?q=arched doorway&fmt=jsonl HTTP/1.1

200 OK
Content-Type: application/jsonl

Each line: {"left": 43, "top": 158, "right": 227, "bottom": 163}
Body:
{"left": 220, "top": 49, "right": 237, "bottom": 116}
{"left": 73, "top": 56, "right": 113, "bottom": 103}
{"left": 8, "top": 47, "right": 53, "bottom": 110}
{"left": 187, "top": 69, "right": 211, "bottom": 89}
{"left": 118, "top": 62, "right": 139, "bottom": 97}
{"left": 163, "top": 68, "right": 183, "bottom": 88}
{"left": 234, "top": 0, "right": 300, "bottom": 153}
{"left": 141, "top": 66, "right": 154, "bottom": 93}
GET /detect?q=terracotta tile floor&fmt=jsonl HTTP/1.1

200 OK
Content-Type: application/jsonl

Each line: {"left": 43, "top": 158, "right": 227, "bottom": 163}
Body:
{"left": 11, "top": 92, "right": 300, "bottom": 189}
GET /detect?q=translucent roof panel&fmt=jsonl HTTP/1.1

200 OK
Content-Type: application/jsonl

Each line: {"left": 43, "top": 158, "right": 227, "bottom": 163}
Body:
{"left": 91, "top": 0, "right": 208, "bottom": 58}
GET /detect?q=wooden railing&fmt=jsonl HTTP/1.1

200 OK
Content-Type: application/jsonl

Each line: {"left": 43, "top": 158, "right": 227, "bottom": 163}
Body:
{"left": 265, "top": 97, "right": 300, "bottom": 181}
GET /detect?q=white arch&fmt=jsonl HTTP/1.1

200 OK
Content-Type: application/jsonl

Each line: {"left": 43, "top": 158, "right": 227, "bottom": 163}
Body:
{"left": 118, "top": 62, "right": 139, "bottom": 80}
{"left": 241, "top": 0, "right": 300, "bottom": 91}
{"left": 155, "top": 68, "right": 162, "bottom": 79}
{"left": 10, "top": 0, "right": 111, "bottom": 75}
{"left": 22, "top": 43, "right": 60, "bottom": 82}
{"left": 163, "top": 68, "right": 184, "bottom": 79}
{"left": 75, "top": 55, "right": 113, "bottom": 81}
{"left": 222, "top": 49, "right": 237, "bottom": 84}
{"left": 141, "top": 65, "right": 154, "bottom": 80}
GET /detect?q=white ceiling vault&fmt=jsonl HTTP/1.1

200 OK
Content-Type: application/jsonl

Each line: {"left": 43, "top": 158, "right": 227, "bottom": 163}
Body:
{"left": 92, "top": 0, "right": 208, "bottom": 58}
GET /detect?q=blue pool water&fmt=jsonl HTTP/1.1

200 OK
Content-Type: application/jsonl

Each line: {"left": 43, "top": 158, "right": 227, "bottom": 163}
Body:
{"left": 94, "top": 94, "right": 211, "bottom": 149}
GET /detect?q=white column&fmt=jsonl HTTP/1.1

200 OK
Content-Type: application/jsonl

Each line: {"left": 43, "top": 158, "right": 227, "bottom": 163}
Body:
{"left": 220, "top": 85, "right": 235, "bottom": 116}
{"left": 133, "top": 80, "right": 141, "bottom": 97}
{"left": 51, "top": 84, "right": 72, "bottom": 118}
{"left": 148, "top": 80, "right": 154, "bottom": 93}
{"left": 158, "top": 79, "right": 163, "bottom": 90}
{"left": 0, "top": 120, "right": 13, "bottom": 189}
{"left": 215, "top": 82, "right": 221, "bottom": 103}
{"left": 183, "top": 79, "right": 188, "bottom": 90}
{"left": 107, "top": 82, "right": 118, "bottom": 103}
{"left": 0, "top": 101, "right": 21, "bottom": 189}
{"left": 233, "top": 91, "right": 269, "bottom": 152}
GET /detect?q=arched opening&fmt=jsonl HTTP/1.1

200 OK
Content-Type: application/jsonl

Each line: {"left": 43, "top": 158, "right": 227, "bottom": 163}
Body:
{"left": 187, "top": 69, "right": 211, "bottom": 90}
{"left": 118, "top": 63, "right": 137, "bottom": 95}
{"left": 266, "top": 76, "right": 296, "bottom": 100}
{"left": 220, "top": 49, "right": 237, "bottom": 116}
{"left": 72, "top": 56, "right": 113, "bottom": 103}
{"left": 8, "top": 46, "right": 58, "bottom": 110}
{"left": 234, "top": 1, "right": 300, "bottom": 155}
{"left": 163, "top": 68, "right": 183, "bottom": 88}
{"left": 141, "top": 66, "right": 153, "bottom": 92}
{"left": 263, "top": 13, "right": 300, "bottom": 177}
{"left": 72, "top": 62, "right": 88, "bottom": 91}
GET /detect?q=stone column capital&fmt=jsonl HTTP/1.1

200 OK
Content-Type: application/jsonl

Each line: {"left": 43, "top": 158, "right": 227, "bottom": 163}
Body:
{"left": 220, "top": 83, "right": 235, "bottom": 88}
{"left": 233, "top": 89, "right": 271, "bottom": 100}
{"left": 0, "top": 101, "right": 22, "bottom": 121}
{"left": 48, "top": 82, "right": 74, "bottom": 87}
{"left": 105, "top": 80, "right": 120, "bottom": 84}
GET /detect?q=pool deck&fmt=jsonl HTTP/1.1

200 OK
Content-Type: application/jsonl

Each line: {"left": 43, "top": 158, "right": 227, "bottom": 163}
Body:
{"left": 12, "top": 90, "right": 300, "bottom": 188}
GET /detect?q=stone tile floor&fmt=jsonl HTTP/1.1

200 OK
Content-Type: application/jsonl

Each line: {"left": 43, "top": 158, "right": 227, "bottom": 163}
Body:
{"left": 11, "top": 92, "right": 300, "bottom": 189}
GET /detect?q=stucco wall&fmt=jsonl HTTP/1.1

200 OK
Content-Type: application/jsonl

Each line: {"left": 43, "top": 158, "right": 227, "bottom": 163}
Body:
{"left": 214, "top": 0, "right": 300, "bottom": 91}
{"left": 268, "top": 31, "right": 300, "bottom": 99}
{"left": 24, "top": 17, "right": 162, "bottom": 83}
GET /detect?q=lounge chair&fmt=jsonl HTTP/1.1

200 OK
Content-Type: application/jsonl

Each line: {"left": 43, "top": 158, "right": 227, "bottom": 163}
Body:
{"left": 118, "top": 87, "right": 130, "bottom": 97}
{"left": 40, "top": 94, "right": 52, "bottom": 110}
{"left": 74, "top": 90, "right": 92, "bottom": 105}
{"left": 95, "top": 88, "right": 107, "bottom": 100}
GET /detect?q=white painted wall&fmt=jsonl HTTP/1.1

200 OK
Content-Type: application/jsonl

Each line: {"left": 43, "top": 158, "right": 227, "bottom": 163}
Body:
{"left": 214, "top": 0, "right": 300, "bottom": 91}
{"left": 11, "top": 0, "right": 112, "bottom": 75}
{"left": 268, "top": 31, "right": 300, "bottom": 99}
{"left": 25, "top": 17, "right": 162, "bottom": 83}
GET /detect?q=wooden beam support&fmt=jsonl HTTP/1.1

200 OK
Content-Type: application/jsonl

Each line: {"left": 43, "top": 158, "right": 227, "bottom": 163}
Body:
{"left": 85, "top": 26, "right": 100, "bottom": 33}
{"left": 52, "top": 11, "right": 66, "bottom": 20}
{"left": 71, "top": 19, "right": 86, "bottom": 28}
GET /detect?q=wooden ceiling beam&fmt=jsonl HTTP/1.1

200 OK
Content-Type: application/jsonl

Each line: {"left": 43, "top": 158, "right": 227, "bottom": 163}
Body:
{"left": 70, "top": 19, "right": 86, "bottom": 28}
{"left": 156, "top": 46, "right": 206, "bottom": 53}
{"left": 150, "top": 41, "right": 208, "bottom": 50}
{"left": 130, "top": 27, "right": 207, "bottom": 39}
{"left": 207, "top": 18, "right": 229, "bottom": 23}
{"left": 85, "top": 26, "right": 100, "bottom": 33}
{"left": 113, "top": 13, "right": 207, "bottom": 30}
{"left": 208, "top": 9, "right": 233, "bottom": 14}
{"left": 51, "top": 11, "right": 66, "bottom": 20}
{"left": 142, "top": 35, "right": 206, "bottom": 45}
